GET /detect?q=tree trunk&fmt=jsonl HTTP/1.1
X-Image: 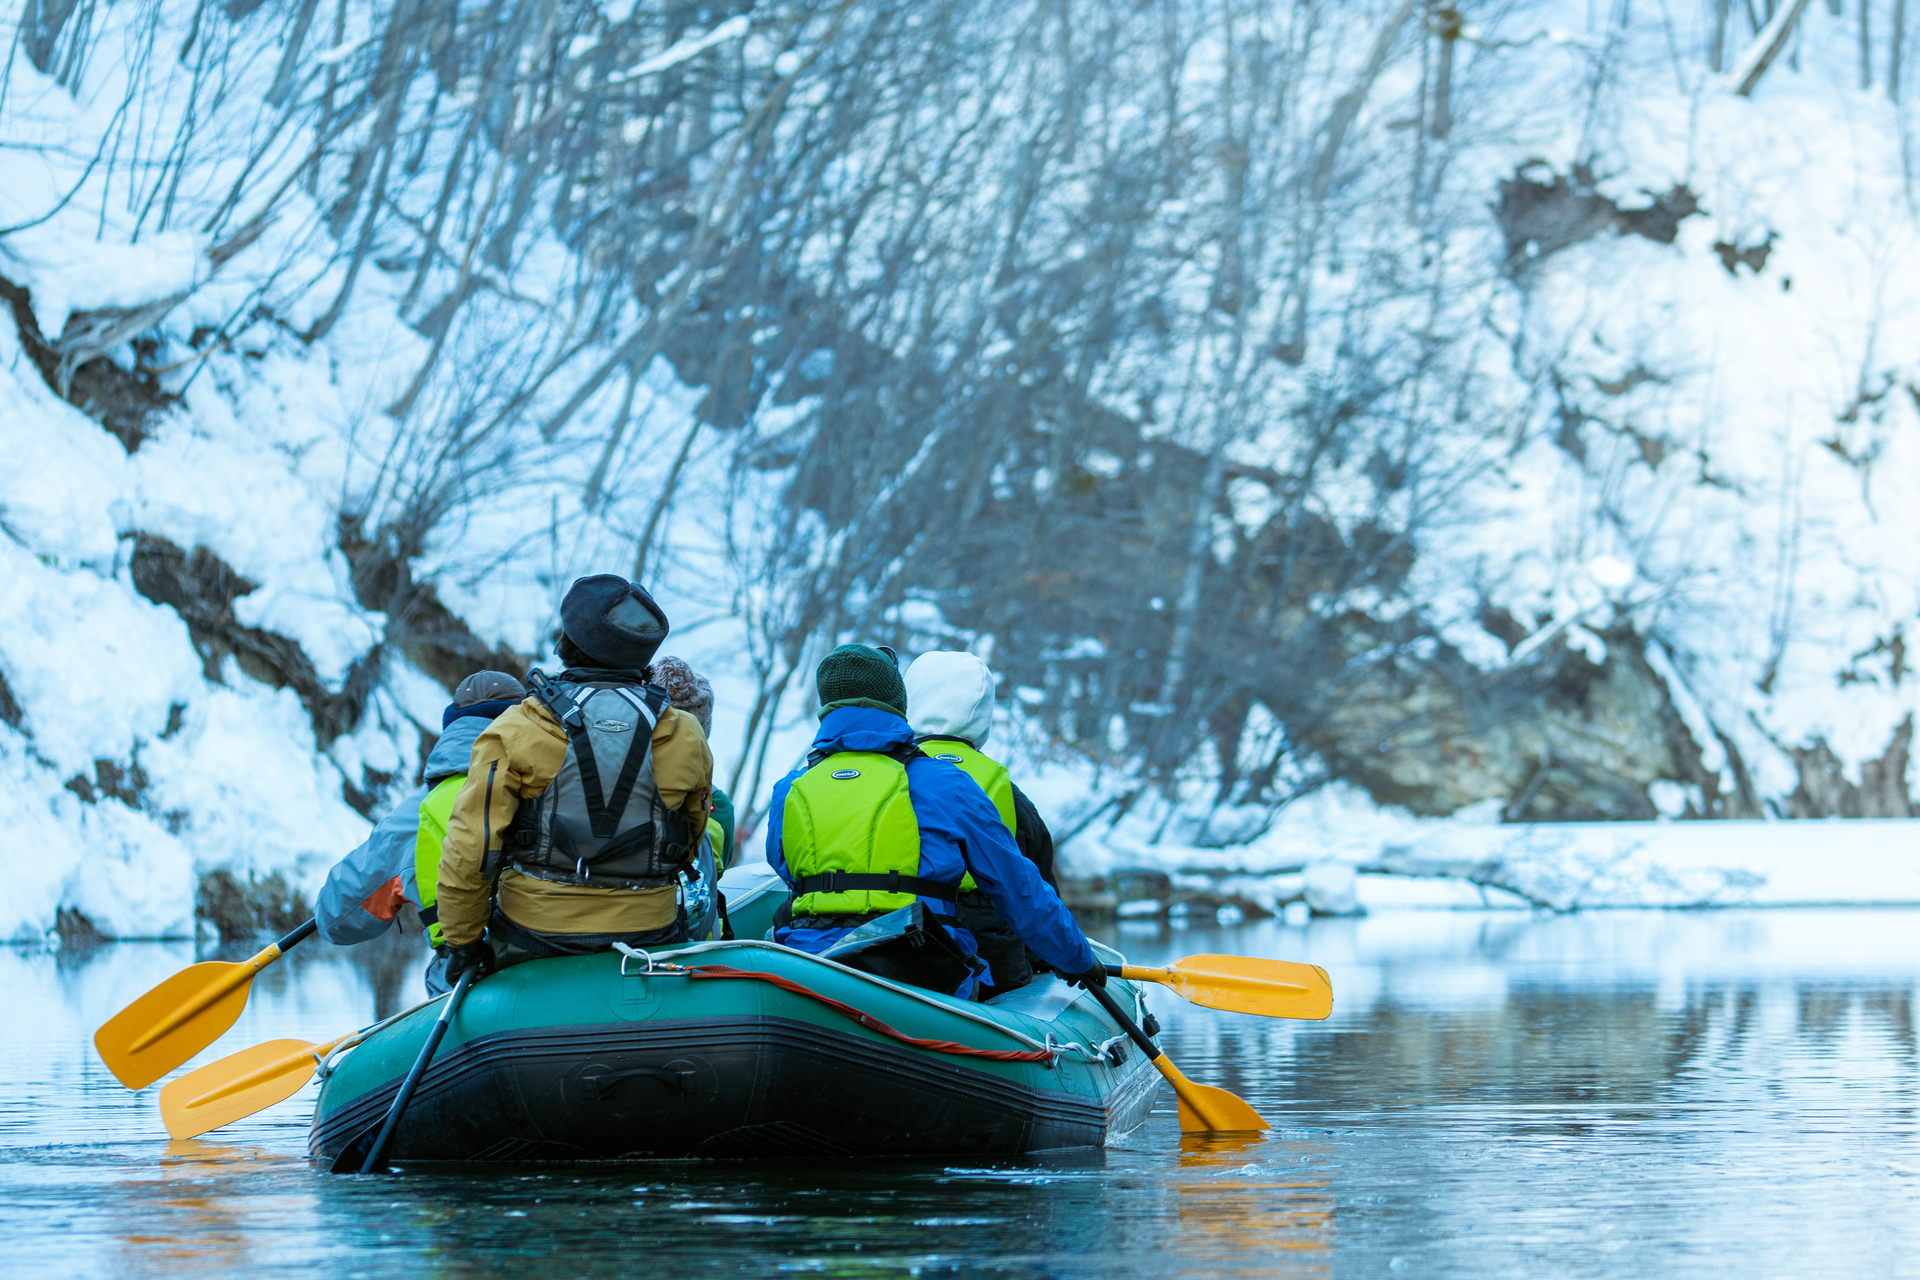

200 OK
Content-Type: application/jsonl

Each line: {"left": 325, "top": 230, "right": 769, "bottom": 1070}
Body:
{"left": 1894, "top": 0, "right": 1908, "bottom": 99}
{"left": 1431, "top": 7, "right": 1460, "bottom": 139}
{"left": 1309, "top": 0, "right": 1417, "bottom": 201}
{"left": 1731, "top": 0, "right": 1815, "bottom": 96}
{"left": 1862, "top": 0, "right": 1875, "bottom": 88}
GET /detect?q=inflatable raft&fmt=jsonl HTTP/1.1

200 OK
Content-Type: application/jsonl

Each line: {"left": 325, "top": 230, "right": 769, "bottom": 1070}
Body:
{"left": 307, "top": 868, "right": 1162, "bottom": 1162}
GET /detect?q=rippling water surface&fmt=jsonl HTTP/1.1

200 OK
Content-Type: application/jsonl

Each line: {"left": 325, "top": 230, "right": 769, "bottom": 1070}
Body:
{"left": 5, "top": 907, "right": 1918, "bottom": 1277}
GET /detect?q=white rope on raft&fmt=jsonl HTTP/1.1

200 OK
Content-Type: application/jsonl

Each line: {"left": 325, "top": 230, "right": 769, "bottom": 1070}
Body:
{"left": 627, "top": 938, "right": 1136, "bottom": 1067}
{"left": 315, "top": 936, "right": 1143, "bottom": 1076}
{"left": 316, "top": 993, "right": 448, "bottom": 1080}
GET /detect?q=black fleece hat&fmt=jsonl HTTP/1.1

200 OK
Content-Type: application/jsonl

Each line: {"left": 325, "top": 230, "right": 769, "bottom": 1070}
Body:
{"left": 559, "top": 575, "right": 669, "bottom": 670}
{"left": 816, "top": 643, "right": 907, "bottom": 718}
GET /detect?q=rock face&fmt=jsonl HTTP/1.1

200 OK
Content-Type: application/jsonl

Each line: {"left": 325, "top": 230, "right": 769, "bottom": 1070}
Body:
{"left": 1305, "top": 625, "right": 1765, "bottom": 822}
{"left": 1785, "top": 716, "right": 1916, "bottom": 818}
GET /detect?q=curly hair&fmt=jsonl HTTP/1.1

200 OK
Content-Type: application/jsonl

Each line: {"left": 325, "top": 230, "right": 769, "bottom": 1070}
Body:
{"left": 651, "top": 655, "right": 714, "bottom": 735}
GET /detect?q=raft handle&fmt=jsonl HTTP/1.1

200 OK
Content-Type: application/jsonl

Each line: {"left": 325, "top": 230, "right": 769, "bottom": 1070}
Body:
{"left": 583, "top": 1066, "right": 695, "bottom": 1099}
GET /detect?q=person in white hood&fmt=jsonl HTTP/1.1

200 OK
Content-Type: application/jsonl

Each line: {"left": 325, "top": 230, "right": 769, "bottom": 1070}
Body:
{"left": 904, "top": 650, "right": 1061, "bottom": 993}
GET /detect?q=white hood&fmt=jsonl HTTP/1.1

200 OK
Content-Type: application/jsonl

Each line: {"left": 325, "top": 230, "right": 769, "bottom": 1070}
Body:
{"left": 905, "top": 650, "right": 998, "bottom": 747}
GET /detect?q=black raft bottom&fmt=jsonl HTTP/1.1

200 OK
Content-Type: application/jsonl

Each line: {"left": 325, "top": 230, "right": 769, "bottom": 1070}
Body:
{"left": 310, "top": 1016, "right": 1151, "bottom": 1163}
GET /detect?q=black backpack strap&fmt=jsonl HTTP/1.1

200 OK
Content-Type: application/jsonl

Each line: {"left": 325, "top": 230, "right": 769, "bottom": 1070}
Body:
{"left": 559, "top": 711, "right": 616, "bottom": 839}
{"left": 807, "top": 740, "right": 925, "bottom": 770}
{"left": 793, "top": 870, "right": 960, "bottom": 902}
{"left": 526, "top": 668, "right": 585, "bottom": 729}
{"left": 601, "top": 684, "right": 667, "bottom": 823}
{"left": 537, "top": 677, "right": 652, "bottom": 841}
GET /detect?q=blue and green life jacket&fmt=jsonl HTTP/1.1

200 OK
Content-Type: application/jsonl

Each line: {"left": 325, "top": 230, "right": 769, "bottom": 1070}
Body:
{"left": 781, "top": 742, "right": 961, "bottom": 917}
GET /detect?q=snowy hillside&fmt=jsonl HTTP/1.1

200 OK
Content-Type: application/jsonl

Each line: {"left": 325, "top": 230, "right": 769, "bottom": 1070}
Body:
{"left": 1, "top": 0, "right": 1916, "bottom": 942}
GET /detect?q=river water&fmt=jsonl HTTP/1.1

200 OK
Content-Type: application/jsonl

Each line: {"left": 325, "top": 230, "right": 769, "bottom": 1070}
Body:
{"left": 4, "top": 907, "right": 1918, "bottom": 1277}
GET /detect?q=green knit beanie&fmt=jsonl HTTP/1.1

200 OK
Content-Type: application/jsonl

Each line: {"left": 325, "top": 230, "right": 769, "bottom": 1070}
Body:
{"left": 816, "top": 643, "right": 908, "bottom": 718}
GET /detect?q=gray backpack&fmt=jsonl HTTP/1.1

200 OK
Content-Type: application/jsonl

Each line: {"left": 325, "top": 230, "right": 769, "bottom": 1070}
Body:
{"left": 502, "top": 670, "right": 695, "bottom": 890}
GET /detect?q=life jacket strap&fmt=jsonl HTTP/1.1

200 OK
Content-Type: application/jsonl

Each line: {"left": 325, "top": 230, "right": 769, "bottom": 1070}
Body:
{"left": 806, "top": 740, "right": 925, "bottom": 769}
{"left": 793, "top": 870, "right": 960, "bottom": 902}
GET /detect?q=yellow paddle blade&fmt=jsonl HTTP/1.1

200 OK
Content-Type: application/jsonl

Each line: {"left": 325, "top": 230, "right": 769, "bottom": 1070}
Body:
{"left": 1149, "top": 1053, "right": 1270, "bottom": 1133}
{"left": 94, "top": 956, "right": 267, "bottom": 1089}
{"left": 1122, "top": 954, "right": 1334, "bottom": 1021}
{"left": 159, "top": 1036, "right": 343, "bottom": 1140}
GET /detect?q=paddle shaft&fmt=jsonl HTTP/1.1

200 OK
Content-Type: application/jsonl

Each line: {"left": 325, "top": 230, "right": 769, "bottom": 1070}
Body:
{"left": 127, "top": 918, "right": 318, "bottom": 1054}
{"left": 1086, "top": 978, "right": 1269, "bottom": 1132}
{"left": 1085, "top": 980, "right": 1163, "bottom": 1062}
{"left": 358, "top": 966, "right": 476, "bottom": 1174}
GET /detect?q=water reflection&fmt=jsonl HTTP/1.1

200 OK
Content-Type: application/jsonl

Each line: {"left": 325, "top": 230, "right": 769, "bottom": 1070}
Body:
{"left": 5, "top": 908, "right": 1919, "bottom": 1276}
{"left": 1174, "top": 1133, "right": 1333, "bottom": 1277}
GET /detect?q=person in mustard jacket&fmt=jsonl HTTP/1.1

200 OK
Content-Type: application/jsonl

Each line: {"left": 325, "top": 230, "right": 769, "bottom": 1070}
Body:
{"left": 436, "top": 576, "right": 713, "bottom": 979}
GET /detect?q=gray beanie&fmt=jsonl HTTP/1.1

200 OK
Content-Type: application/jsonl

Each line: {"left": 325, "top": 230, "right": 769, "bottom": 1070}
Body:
{"left": 452, "top": 670, "right": 526, "bottom": 706}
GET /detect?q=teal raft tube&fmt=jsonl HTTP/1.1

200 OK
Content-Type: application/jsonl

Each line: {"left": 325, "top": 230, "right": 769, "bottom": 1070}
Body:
{"left": 308, "top": 867, "right": 1160, "bottom": 1162}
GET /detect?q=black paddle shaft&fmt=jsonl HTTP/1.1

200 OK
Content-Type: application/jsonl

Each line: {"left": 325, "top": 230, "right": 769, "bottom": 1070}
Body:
{"left": 276, "top": 918, "right": 318, "bottom": 952}
{"left": 352, "top": 967, "right": 477, "bottom": 1174}
{"left": 1086, "top": 981, "right": 1161, "bottom": 1060}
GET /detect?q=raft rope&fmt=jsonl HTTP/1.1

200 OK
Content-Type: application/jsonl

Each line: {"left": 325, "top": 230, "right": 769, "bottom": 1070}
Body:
{"left": 319, "top": 941, "right": 1137, "bottom": 1077}
{"left": 627, "top": 939, "right": 1125, "bottom": 1065}
{"left": 680, "top": 964, "right": 1059, "bottom": 1064}
{"left": 315, "top": 994, "right": 446, "bottom": 1080}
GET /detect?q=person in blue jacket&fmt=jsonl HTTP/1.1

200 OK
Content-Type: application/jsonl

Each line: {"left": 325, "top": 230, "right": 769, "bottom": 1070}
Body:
{"left": 314, "top": 670, "right": 525, "bottom": 994}
{"left": 765, "top": 643, "right": 1104, "bottom": 1000}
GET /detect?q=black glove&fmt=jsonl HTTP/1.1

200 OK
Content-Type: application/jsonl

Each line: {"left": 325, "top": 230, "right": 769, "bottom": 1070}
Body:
{"left": 445, "top": 939, "right": 496, "bottom": 982}
{"left": 1064, "top": 964, "right": 1108, "bottom": 991}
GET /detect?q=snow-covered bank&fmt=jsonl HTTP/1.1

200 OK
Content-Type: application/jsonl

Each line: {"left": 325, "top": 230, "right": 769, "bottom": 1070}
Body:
{"left": 1060, "top": 784, "right": 1920, "bottom": 916}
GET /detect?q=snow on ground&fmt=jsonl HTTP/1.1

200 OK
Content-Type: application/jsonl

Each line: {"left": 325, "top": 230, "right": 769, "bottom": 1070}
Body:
{"left": 1059, "top": 780, "right": 1920, "bottom": 916}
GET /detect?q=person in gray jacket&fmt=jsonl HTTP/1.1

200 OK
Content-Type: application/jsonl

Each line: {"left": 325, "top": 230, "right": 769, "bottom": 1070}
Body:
{"left": 314, "top": 671, "right": 525, "bottom": 994}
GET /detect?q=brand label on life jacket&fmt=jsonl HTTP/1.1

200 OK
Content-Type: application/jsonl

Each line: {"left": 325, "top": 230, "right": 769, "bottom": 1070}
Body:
{"left": 830, "top": 768, "right": 861, "bottom": 779}
{"left": 935, "top": 753, "right": 962, "bottom": 762}
{"left": 594, "top": 718, "right": 633, "bottom": 733}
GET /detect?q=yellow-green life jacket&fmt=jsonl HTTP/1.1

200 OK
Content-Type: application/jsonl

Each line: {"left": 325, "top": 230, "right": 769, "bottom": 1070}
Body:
{"left": 783, "top": 749, "right": 954, "bottom": 916}
{"left": 917, "top": 737, "right": 1014, "bottom": 893}
{"left": 415, "top": 774, "right": 464, "bottom": 947}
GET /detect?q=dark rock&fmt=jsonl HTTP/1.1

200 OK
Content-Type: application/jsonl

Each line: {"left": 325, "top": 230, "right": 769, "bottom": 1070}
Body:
{"left": 336, "top": 514, "right": 529, "bottom": 692}
{"left": 1495, "top": 163, "right": 1703, "bottom": 271}
{"left": 196, "top": 869, "right": 309, "bottom": 944}
{"left": 128, "top": 533, "right": 381, "bottom": 748}
{"left": 0, "top": 668, "right": 22, "bottom": 730}
{"left": 1785, "top": 715, "right": 1915, "bottom": 818}
{"left": 0, "top": 273, "right": 176, "bottom": 451}
{"left": 54, "top": 907, "right": 108, "bottom": 950}
{"left": 1616, "top": 184, "right": 1702, "bottom": 244}
{"left": 1302, "top": 624, "right": 1762, "bottom": 822}
{"left": 1713, "top": 233, "right": 1776, "bottom": 276}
